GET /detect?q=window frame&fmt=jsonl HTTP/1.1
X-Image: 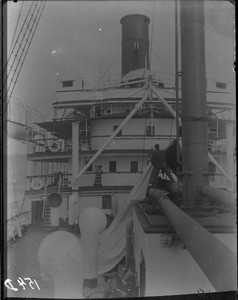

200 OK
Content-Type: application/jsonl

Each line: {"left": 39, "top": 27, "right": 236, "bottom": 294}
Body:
{"left": 102, "top": 195, "right": 112, "bottom": 209}
{"left": 62, "top": 80, "right": 74, "bottom": 88}
{"left": 130, "top": 161, "right": 138, "bottom": 173}
{"left": 146, "top": 125, "right": 155, "bottom": 136}
{"left": 109, "top": 161, "right": 117, "bottom": 172}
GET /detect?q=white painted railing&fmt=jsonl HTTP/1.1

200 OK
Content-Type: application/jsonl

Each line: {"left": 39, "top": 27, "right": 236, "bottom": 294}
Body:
{"left": 102, "top": 172, "right": 142, "bottom": 186}
{"left": 91, "top": 135, "right": 175, "bottom": 150}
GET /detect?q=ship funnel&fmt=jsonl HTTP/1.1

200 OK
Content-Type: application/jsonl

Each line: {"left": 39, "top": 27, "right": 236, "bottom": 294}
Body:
{"left": 120, "top": 14, "right": 150, "bottom": 78}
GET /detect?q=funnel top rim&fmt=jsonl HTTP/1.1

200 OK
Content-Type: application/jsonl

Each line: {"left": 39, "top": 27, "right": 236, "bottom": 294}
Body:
{"left": 120, "top": 14, "right": 150, "bottom": 24}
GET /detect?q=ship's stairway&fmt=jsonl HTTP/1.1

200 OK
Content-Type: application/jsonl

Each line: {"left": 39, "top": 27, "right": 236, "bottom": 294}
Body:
{"left": 43, "top": 201, "right": 51, "bottom": 228}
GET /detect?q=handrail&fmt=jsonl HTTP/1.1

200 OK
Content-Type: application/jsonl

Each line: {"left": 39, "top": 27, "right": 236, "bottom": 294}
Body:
{"left": 7, "top": 210, "right": 30, "bottom": 222}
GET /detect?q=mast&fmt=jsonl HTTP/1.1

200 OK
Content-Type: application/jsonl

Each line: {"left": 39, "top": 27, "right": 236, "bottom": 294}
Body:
{"left": 174, "top": 0, "right": 181, "bottom": 178}
{"left": 180, "top": 0, "right": 209, "bottom": 205}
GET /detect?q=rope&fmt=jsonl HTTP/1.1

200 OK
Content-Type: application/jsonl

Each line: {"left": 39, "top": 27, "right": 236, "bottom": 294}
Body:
{"left": 98, "top": 20, "right": 106, "bottom": 85}
{"left": 181, "top": 116, "right": 209, "bottom": 122}
{"left": 9, "top": 1, "right": 24, "bottom": 54}
{"left": 101, "top": 45, "right": 121, "bottom": 80}
{"left": 149, "top": 45, "right": 174, "bottom": 79}
{"left": 141, "top": 118, "right": 148, "bottom": 172}
{"left": 149, "top": 0, "right": 156, "bottom": 74}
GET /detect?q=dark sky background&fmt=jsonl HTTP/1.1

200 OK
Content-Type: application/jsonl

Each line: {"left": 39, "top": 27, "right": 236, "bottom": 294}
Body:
{"left": 7, "top": 0, "right": 235, "bottom": 122}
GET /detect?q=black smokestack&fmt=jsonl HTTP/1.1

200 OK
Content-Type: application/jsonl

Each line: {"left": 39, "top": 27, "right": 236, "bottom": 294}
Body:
{"left": 120, "top": 14, "right": 150, "bottom": 78}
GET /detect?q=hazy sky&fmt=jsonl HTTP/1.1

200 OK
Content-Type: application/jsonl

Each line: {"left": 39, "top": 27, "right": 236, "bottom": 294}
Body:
{"left": 5, "top": 0, "right": 235, "bottom": 194}
{"left": 6, "top": 0, "right": 235, "bottom": 122}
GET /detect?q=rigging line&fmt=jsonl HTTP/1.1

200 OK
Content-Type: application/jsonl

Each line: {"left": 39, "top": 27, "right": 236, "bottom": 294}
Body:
{"left": 150, "top": 69, "right": 176, "bottom": 77}
{"left": 155, "top": 75, "right": 175, "bottom": 81}
{"left": 149, "top": 45, "right": 174, "bottom": 76}
{"left": 98, "top": 20, "right": 106, "bottom": 84}
{"left": 94, "top": 86, "right": 146, "bottom": 99}
{"left": 149, "top": 0, "right": 156, "bottom": 74}
{"left": 101, "top": 45, "right": 121, "bottom": 79}
{"left": 4, "top": 1, "right": 44, "bottom": 104}
{"left": 4, "top": 1, "right": 35, "bottom": 73}
{"left": 162, "top": 88, "right": 176, "bottom": 97}
{"left": 25, "top": 105, "right": 45, "bottom": 121}
{"left": 9, "top": 1, "right": 24, "bottom": 54}
{"left": 141, "top": 118, "right": 148, "bottom": 172}
{"left": 6, "top": 1, "right": 46, "bottom": 102}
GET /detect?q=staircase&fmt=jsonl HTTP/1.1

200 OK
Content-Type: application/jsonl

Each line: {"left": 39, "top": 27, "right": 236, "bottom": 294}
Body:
{"left": 43, "top": 201, "right": 51, "bottom": 227}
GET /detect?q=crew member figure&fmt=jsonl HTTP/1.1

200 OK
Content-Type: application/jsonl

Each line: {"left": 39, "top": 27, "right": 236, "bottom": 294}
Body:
{"left": 150, "top": 144, "right": 175, "bottom": 185}
{"left": 94, "top": 165, "right": 103, "bottom": 187}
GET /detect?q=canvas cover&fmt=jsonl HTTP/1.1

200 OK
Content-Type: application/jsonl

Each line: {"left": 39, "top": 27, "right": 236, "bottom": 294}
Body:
{"left": 97, "top": 163, "right": 153, "bottom": 274}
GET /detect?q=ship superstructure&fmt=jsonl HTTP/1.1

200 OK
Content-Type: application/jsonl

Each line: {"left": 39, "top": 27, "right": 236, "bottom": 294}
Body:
{"left": 12, "top": 13, "right": 235, "bottom": 230}
{"left": 5, "top": 3, "right": 236, "bottom": 299}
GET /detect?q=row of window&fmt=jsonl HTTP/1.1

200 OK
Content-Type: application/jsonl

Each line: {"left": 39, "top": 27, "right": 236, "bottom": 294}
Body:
{"left": 113, "top": 125, "right": 155, "bottom": 137}
{"left": 85, "top": 160, "right": 139, "bottom": 173}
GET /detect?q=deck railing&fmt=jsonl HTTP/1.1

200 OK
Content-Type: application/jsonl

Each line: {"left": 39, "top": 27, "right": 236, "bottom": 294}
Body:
{"left": 27, "top": 170, "right": 147, "bottom": 190}
{"left": 26, "top": 169, "right": 231, "bottom": 193}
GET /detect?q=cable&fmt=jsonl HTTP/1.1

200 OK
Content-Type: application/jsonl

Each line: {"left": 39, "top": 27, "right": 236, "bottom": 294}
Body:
{"left": 141, "top": 118, "right": 148, "bottom": 172}
{"left": 149, "top": 46, "right": 174, "bottom": 78}
{"left": 9, "top": 1, "right": 24, "bottom": 54}
{"left": 100, "top": 45, "right": 121, "bottom": 80}
{"left": 98, "top": 20, "right": 106, "bottom": 84}
{"left": 149, "top": 0, "right": 156, "bottom": 74}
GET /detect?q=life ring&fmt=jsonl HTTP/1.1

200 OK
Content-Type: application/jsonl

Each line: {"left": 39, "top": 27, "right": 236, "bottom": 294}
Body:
{"left": 31, "top": 178, "right": 43, "bottom": 190}
{"left": 48, "top": 140, "right": 61, "bottom": 152}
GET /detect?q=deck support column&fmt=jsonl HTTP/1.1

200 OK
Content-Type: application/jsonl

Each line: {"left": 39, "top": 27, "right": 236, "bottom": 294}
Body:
{"left": 225, "top": 122, "right": 234, "bottom": 191}
{"left": 69, "top": 122, "right": 80, "bottom": 227}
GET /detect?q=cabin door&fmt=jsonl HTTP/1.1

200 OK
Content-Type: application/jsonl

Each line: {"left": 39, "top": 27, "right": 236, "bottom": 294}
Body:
{"left": 31, "top": 200, "right": 43, "bottom": 225}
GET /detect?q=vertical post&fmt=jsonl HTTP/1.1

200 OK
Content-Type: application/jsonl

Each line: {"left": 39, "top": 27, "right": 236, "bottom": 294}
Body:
{"left": 69, "top": 122, "right": 80, "bottom": 228}
{"left": 72, "top": 122, "right": 79, "bottom": 190}
{"left": 226, "top": 122, "right": 234, "bottom": 191}
{"left": 180, "top": 0, "right": 209, "bottom": 204}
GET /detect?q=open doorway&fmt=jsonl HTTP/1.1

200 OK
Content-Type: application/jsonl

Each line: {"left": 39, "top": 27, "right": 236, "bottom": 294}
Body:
{"left": 31, "top": 200, "right": 43, "bottom": 225}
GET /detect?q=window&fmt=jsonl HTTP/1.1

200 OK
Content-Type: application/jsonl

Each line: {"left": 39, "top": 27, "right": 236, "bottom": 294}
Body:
{"left": 157, "top": 82, "right": 164, "bottom": 89}
{"left": 209, "top": 162, "right": 216, "bottom": 182}
{"left": 85, "top": 161, "right": 93, "bottom": 172}
{"left": 216, "top": 82, "right": 227, "bottom": 89}
{"left": 102, "top": 195, "right": 112, "bottom": 209}
{"left": 179, "top": 126, "right": 182, "bottom": 137}
{"left": 96, "top": 107, "right": 102, "bottom": 117}
{"left": 109, "top": 161, "right": 117, "bottom": 172}
{"left": 113, "top": 125, "right": 122, "bottom": 137}
{"left": 62, "top": 80, "right": 73, "bottom": 88}
{"left": 133, "top": 40, "right": 139, "bottom": 50}
{"left": 146, "top": 125, "right": 155, "bottom": 136}
{"left": 131, "top": 161, "right": 138, "bottom": 173}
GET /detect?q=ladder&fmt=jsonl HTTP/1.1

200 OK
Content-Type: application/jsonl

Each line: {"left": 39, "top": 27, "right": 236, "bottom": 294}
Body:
{"left": 43, "top": 201, "right": 51, "bottom": 227}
